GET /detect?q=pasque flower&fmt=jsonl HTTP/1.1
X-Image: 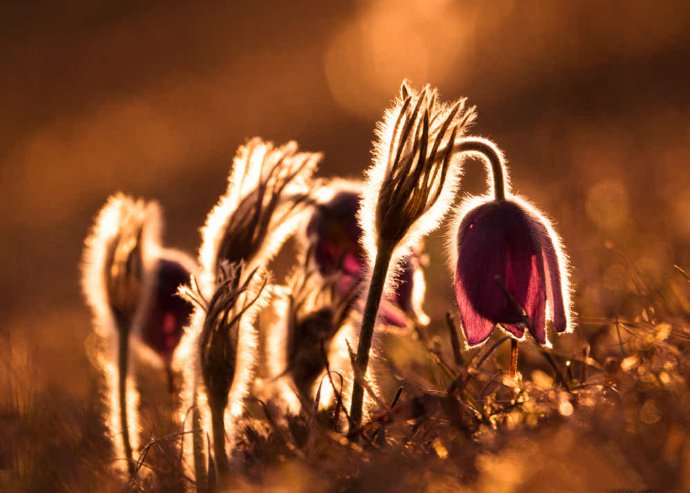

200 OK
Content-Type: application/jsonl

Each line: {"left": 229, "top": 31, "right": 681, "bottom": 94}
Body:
{"left": 181, "top": 262, "right": 269, "bottom": 477}
{"left": 349, "top": 82, "right": 476, "bottom": 427}
{"left": 198, "top": 137, "right": 321, "bottom": 285}
{"left": 304, "top": 180, "right": 428, "bottom": 329}
{"left": 448, "top": 138, "right": 573, "bottom": 353}
{"left": 174, "top": 137, "right": 319, "bottom": 483}
{"left": 265, "top": 251, "right": 358, "bottom": 414}
{"left": 81, "top": 193, "right": 196, "bottom": 475}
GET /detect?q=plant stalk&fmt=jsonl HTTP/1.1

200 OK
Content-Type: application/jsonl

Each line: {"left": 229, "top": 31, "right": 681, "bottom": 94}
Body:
{"left": 210, "top": 399, "right": 229, "bottom": 477}
{"left": 349, "top": 246, "right": 393, "bottom": 431}
{"left": 117, "top": 326, "right": 136, "bottom": 476}
{"left": 509, "top": 338, "right": 519, "bottom": 378}
{"left": 192, "top": 395, "right": 208, "bottom": 493}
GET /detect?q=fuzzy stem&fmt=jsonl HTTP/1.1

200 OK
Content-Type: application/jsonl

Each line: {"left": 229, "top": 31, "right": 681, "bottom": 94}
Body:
{"left": 455, "top": 138, "right": 507, "bottom": 201}
{"left": 509, "top": 338, "right": 519, "bottom": 378}
{"left": 349, "top": 246, "right": 393, "bottom": 431}
{"left": 192, "top": 393, "right": 208, "bottom": 493}
{"left": 210, "top": 398, "right": 229, "bottom": 477}
{"left": 116, "top": 326, "right": 136, "bottom": 477}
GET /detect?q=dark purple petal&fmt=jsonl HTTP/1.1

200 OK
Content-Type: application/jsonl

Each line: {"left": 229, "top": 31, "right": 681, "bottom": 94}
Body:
{"left": 523, "top": 253, "right": 547, "bottom": 345}
{"left": 540, "top": 230, "right": 568, "bottom": 333}
{"left": 378, "top": 300, "right": 409, "bottom": 329}
{"left": 501, "top": 324, "right": 525, "bottom": 339}
{"left": 455, "top": 268, "right": 495, "bottom": 345}
{"left": 307, "top": 191, "right": 364, "bottom": 277}
{"left": 308, "top": 189, "right": 425, "bottom": 327}
{"left": 140, "top": 258, "right": 193, "bottom": 360}
{"left": 335, "top": 271, "right": 361, "bottom": 299}
{"left": 455, "top": 200, "right": 549, "bottom": 344}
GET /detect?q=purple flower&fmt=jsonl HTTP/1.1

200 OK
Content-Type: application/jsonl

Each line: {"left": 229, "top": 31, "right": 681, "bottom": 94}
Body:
{"left": 305, "top": 183, "right": 427, "bottom": 328}
{"left": 453, "top": 197, "right": 571, "bottom": 347}
{"left": 140, "top": 256, "right": 195, "bottom": 361}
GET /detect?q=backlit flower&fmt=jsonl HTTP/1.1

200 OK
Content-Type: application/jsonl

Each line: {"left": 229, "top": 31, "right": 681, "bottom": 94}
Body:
{"left": 81, "top": 193, "right": 196, "bottom": 474}
{"left": 349, "top": 82, "right": 475, "bottom": 426}
{"left": 265, "top": 258, "right": 356, "bottom": 414}
{"left": 266, "top": 252, "right": 381, "bottom": 422}
{"left": 304, "top": 180, "right": 428, "bottom": 328}
{"left": 175, "top": 137, "right": 317, "bottom": 481}
{"left": 450, "top": 195, "right": 573, "bottom": 347}
{"left": 180, "top": 262, "right": 269, "bottom": 475}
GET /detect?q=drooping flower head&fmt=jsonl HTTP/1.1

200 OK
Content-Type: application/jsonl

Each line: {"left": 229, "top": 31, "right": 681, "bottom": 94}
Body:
{"left": 304, "top": 180, "right": 428, "bottom": 328}
{"left": 448, "top": 141, "right": 573, "bottom": 348}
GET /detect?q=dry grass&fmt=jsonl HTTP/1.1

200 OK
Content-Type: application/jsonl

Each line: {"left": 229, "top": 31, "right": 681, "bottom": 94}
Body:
{"left": 2, "top": 263, "right": 689, "bottom": 492}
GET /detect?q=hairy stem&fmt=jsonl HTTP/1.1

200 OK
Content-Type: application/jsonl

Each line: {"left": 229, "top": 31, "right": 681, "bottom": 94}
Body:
{"left": 454, "top": 137, "right": 507, "bottom": 201}
{"left": 509, "top": 338, "right": 519, "bottom": 378}
{"left": 116, "top": 327, "right": 135, "bottom": 476}
{"left": 210, "top": 399, "right": 229, "bottom": 477}
{"left": 349, "top": 246, "right": 393, "bottom": 431}
{"left": 192, "top": 395, "right": 208, "bottom": 493}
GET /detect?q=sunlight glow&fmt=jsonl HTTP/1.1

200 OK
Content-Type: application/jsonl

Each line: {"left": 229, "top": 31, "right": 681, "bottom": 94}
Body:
{"left": 176, "top": 137, "right": 318, "bottom": 472}
{"left": 447, "top": 192, "right": 575, "bottom": 348}
{"left": 80, "top": 193, "right": 161, "bottom": 473}
{"left": 358, "top": 83, "right": 476, "bottom": 302}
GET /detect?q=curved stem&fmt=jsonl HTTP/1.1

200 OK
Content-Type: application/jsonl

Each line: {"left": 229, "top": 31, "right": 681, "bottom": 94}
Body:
{"left": 349, "top": 246, "right": 393, "bottom": 431}
{"left": 116, "top": 327, "right": 136, "bottom": 477}
{"left": 454, "top": 137, "right": 507, "bottom": 201}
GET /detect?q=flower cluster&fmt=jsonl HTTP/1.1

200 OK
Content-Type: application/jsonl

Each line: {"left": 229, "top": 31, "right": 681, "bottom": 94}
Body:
{"left": 81, "top": 82, "right": 574, "bottom": 486}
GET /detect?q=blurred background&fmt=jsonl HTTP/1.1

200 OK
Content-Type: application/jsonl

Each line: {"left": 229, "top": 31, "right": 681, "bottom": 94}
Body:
{"left": 1, "top": 0, "right": 689, "bottom": 490}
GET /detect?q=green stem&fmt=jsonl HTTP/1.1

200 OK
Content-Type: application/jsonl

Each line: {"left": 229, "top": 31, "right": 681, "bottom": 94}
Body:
{"left": 117, "top": 327, "right": 135, "bottom": 476}
{"left": 210, "top": 399, "right": 229, "bottom": 477}
{"left": 349, "top": 246, "right": 393, "bottom": 431}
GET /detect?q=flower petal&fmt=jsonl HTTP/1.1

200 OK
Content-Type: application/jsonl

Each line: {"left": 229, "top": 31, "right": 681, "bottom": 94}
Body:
{"left": 456, "top": 201, "right": 542, "bottom": 325}
{"left": 140, "top": 258, "right": 193, "bottom": 359}
{"left": 523, "top": 252, "right": 547, "bottom": 345}
{"left": 308, "top": 191, "right": 364, "bottom": 276}
{"left": 501, "top": 324, "right": 525, "bottom": 339}
{"left": 378, "top": 300, "right": 410, "bottom": 329}
{"left": 455, "top": 266, "right": 495, "bottom": 346}
{"left": 309, "top": 187, "right": 427, "bottom": 328}
{"left": 541, "top": 231, "right": 568, "bottom": 333}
